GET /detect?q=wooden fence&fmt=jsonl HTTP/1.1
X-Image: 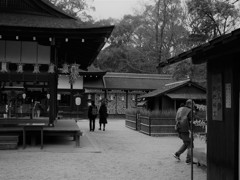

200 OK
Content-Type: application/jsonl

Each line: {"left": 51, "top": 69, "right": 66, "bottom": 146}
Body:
{"left": 125, "top": 114, "right": 205, "bottom": 136}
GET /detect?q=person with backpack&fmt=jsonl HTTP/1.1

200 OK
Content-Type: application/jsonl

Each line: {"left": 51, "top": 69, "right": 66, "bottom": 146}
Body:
{"left": 99, "top": 100, "right": 108, "bottom": 131}
{"left": 173, "top": 99, "right": 195, "bottom": 164}
{"left": 88, "top": 100, "right": 98, "bottom": 131}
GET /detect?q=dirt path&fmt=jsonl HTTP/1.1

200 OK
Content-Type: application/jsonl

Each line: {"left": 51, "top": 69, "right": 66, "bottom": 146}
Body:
{"left": 0, "top": 119, "right": 206, "bottom": 180}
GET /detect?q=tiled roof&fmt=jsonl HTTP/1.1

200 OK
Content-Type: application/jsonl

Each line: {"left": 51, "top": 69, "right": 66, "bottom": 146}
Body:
{"left": 140, "top": 80, "right": 206, "bottom": 99}
{"left": 103, "top": 72, "right": 173, "bottom": 90}
{"left": 159, "top": 28, "right": 240, "bottom": 67}
{"left": 0, "top": 13, "right": 87, "bottom": 29}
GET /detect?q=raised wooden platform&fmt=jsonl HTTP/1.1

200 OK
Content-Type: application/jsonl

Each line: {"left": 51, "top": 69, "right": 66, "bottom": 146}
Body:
{"left": 0, "top": 118, "right": 82, "bottom": 148}
{"left": 44, "top": 119, "right": 82, "bottom": 147}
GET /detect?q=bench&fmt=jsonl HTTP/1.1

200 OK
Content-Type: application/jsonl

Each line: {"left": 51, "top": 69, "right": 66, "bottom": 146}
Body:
{"left": 0, "top": 135, "right": 19, "bottom": 150}
{"left": 0, "top": 118, "right": 49, "bottom": 149}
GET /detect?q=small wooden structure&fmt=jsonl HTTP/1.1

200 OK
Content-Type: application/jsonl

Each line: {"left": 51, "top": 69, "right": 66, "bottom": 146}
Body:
{"left": 140, "top": 80, "right": 206, "bottom": 111}
{"left": 159, "top": 28, "right": 240, "bottom": 180}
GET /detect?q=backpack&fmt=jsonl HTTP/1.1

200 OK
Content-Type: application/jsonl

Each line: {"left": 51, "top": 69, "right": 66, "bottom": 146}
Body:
{"left": 175, "top": 107, "right": 191, "bottom": 133}
{"left": 92, "top": 106, "right": 98, "bottom": 116}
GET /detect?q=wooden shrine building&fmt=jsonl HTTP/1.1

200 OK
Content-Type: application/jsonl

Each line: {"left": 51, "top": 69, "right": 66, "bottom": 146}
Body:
{"left": 0, "top": 0, "right": 114, "bottom": 126}
{"left": 159, "top": 28, "right": 240, "bottom": 180}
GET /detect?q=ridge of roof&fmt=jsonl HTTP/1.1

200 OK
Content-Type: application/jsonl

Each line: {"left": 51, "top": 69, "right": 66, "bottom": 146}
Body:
{"left": 105, "top": 72, "right": 172, "bottom": 79}
{"left": 140, "top": 80, "right": 206, "bottom": 98}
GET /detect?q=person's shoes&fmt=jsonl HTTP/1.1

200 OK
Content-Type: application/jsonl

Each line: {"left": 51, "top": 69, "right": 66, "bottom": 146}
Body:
{"left": 103, "top": 128, "right": 105, "bottom": 131}
{"left": 185, "top": 160, "right": 197, "bottom": 165}
{"left": 99, "top": 128, "right": 101, "bottom": 130}
{"left": 186, "top": 160, "right": 191, "bottom": 164}
{"left": 173, "top": 153, "right": 180, "bottom": 161}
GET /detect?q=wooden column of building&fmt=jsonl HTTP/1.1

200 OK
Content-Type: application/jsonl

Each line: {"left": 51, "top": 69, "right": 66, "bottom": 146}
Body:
{"left": 49, "top": 38, "right": 58, "bottom": 125}
{"left": 126, "top": 90, "right": 128, "bottom": 109}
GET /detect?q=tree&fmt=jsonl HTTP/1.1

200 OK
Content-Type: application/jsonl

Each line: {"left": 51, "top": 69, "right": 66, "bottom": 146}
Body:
{"left": 171, "top": 0, "right": 240, "bottom": 82}
{"left": 48, "top": 0, "right": 94, "bottom": 22}
{"left": 94, "top": 1, "right": 189, "bottom": 74}
{"left": 187, "top": 0, "right": 240, "bottom": 40}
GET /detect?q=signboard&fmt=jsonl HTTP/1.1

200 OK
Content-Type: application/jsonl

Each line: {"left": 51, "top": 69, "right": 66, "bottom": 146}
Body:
{"left": 225, "top": 83, "right": 231, "bottom": 108}
{"left": 212, "top": 74, "right": 222, "bottom": 121}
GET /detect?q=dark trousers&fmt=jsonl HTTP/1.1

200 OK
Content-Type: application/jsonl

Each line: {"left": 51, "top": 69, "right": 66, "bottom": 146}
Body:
{"left": 89, "top": 118, "right": 95, "bottom": 131}
{"left": 175, "top": 132, "right": 194, "bottom": 161}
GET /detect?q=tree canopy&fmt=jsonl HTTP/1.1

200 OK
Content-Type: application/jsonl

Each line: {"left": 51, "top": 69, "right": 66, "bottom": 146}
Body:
{"left": 48, "top": 0, "right": 240, "bottom": 82}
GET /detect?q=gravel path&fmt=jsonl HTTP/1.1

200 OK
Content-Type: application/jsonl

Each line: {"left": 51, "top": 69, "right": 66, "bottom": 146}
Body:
{"left": 0, "top": 119, "right": 207, "bottom": 180}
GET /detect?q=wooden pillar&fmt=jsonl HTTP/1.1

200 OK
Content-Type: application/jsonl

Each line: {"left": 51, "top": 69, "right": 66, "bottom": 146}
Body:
{"left": 174, "top": 100, "right": 176, "bottom": 112}
{"left": 49, "top": 37, "right": 58, "bottom": 125}
{"left": 126, "top": 90, "right": 128, "bottom": 109}
{"left": 104, "top": 89, "right": 107, "bottom": 99}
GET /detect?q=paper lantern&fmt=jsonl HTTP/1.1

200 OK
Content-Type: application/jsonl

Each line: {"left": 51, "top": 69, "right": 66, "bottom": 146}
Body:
{"left": 75, "top": 97, "right": 81, "bottom": 106}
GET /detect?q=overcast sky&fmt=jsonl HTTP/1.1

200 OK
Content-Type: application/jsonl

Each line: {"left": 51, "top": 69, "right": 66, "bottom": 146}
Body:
{"left": 91, "top": 0, "right": 148, "bottom": 20}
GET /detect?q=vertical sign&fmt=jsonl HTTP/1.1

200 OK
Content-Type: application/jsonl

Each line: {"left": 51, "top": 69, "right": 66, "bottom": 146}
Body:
{"left": 225, "top": 83, "right": 231, "bottom": 108}
{"left": 212, "top": 74, "right": 222, "bottom": 121}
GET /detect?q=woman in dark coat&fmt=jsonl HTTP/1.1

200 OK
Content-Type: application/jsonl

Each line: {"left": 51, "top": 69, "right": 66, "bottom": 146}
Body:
{"left": 99, "top": 100, "right": 108, "bottom": 131}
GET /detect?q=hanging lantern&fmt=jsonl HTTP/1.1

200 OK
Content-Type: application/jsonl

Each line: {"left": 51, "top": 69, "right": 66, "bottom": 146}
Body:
{"left": 69, "top": 63, "right": 79, "bottom": 84}
{"left": 48, "top": 63, "right": 55, "bottom": 73}
{"left": 62, "top": 63, "right": 69, "bottom": 74}
{"left": 110, "top": 95, "right": 113, "bottom": 100}
{"left": 17, "top": 63, "right": 23, "bottom": 73}
{"left": 57, "top": 94, "right": 61, "bottom": 100}
{"left": 1, "top": 62, "right": 8, "bottom": 73}
{"left": 88, "top": 94, "right": 91, "bottom": 99}
{"left": 47, "top": 93, "right": 50, "bottom": 99}
{"left": 75, "top": 97, "right": 81, "bottom": 106}
{"left": 22, "top": 93, "right": 26, "bottom": 99}
{"left": 132, "top": 95, "right": 135, "bottom": 101}
{"left": 121, "top": 96, "right": 125, "bottom": 101}
{"left": 33, "top": 64, "right": 40, "bottom": 73}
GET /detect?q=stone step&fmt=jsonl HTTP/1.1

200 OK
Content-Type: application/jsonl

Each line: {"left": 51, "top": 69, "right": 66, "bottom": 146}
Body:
{"left": 0, "top": 136, "right": 19, "bottom": 150}
{"left": 0, "top": 142, "right": 18, "bottom": 150}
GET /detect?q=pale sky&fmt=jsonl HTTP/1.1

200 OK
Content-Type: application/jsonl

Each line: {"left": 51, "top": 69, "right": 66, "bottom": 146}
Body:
{"left": 91, "top": 0, "right": 148, "bottom": 20}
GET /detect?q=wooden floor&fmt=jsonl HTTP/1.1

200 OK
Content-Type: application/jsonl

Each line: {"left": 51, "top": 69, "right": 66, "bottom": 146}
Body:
{"left": 0, "top": 119, "right": 82, "bottom": 148}
{"left": 43, "top": 119, "right": 82, "bottom": 147}
{"left": 44, "top": 119, "right": 80, "bottom": 132}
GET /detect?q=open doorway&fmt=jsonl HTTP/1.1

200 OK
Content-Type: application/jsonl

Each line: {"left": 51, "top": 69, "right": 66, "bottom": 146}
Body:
{"left": 0, "top": 81, "right": 49, "bottom": 119}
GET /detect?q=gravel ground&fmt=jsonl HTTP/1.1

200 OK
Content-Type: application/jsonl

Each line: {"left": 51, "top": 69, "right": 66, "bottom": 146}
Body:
{"left": 0, "top": 119, "right": 207, "bottom": 180}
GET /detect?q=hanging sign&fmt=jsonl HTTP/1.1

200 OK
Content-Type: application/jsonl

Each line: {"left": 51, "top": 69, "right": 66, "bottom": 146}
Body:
{"left": 212, "top": 73, "right": 222, "bottom": 121}
{"left": 48, "top": 63, "right": 55, "bottom": 73}
{"left": 33, "top": 64, "right": 40, "bottom": 73}
{"left": 1, "top": 62, "right": 8, "bottom": 73}
{"left": 17, "top": 63, "right": 23, "bottom": 73}
{"left": 225, "top": 83, "right": 231, "bottom": 108}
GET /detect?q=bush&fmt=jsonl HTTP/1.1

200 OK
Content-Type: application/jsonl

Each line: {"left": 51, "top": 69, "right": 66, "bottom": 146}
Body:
{"left": 125, "top": 108, "right": 140, "bottom": 116}
{"left": 138, "top": 109, "right": 176, "bottom": 118}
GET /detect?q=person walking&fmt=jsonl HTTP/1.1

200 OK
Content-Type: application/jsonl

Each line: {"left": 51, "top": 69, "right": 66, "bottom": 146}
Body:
{"left": 99, "top": 100, "right": 108, "bottom": 131}
{"left": 173, "top": 99, "right": 195, "bottom": 164}
{"left": 88, "top": 100, "right": 98, "bottom": 131}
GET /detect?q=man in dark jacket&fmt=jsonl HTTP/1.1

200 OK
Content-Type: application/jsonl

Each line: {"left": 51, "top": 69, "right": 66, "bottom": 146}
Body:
{"left": 173, "top": 99, "right": 195, "bottom": 164}
{"left": 88, "top": 100, "right": 98, "bottom": 131}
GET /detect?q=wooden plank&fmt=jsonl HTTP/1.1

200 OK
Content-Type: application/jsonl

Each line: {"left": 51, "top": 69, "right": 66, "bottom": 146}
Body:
{"left": 0, "top": 136, "right": 18, "bottom": 141}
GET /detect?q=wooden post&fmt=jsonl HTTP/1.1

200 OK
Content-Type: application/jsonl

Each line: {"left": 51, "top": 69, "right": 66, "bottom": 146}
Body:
{"left": 149, "top": 117, "right": 151, "bottom": 136}
{"left": 49, "top": 37, "right": 58, "bottom": 126}
{"left": 126, "top": 91, "right": 128, "bottom": 109}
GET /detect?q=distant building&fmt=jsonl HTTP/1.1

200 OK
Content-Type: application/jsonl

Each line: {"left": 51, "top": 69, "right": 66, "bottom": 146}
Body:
{"left": 140, "top": 80, "right": 206, "bottom": 112}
